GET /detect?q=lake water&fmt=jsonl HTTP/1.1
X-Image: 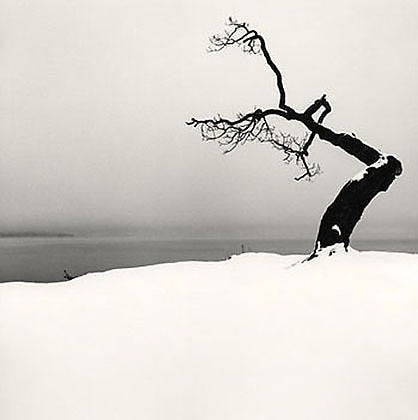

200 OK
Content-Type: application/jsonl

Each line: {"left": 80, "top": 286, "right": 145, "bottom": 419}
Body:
{"left": 0, "top": 237, "right": 416, "bottom": 283}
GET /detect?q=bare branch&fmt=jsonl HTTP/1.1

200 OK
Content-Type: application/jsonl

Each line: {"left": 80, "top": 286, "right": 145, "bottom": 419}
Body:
{"left": 208, "top": 18, "right": 292, "bottom": 112}
{"left": 187, "top": 109, "right": 320, "bottom": 180}
{"left": 189, "top": 19, "right": 384, "bottom": 180}
{"left": 208, "top": 18, "right": 259, "bottom": 54}
{"left": 302, "top": 95, "right": 332, "bottom": 155}
{"left": 188, "top": 18, "right": 403, "bottom": 254}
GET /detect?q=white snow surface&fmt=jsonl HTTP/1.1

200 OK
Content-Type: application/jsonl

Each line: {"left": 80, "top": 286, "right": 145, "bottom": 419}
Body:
{"left": 331, "top": 224, "right": 341, "bottom": 235}
{"left": 1, "top": 250, "right": 418, "bottom": 420}
{"left": 351, "top": 154, "right": 388, "bottom": 182}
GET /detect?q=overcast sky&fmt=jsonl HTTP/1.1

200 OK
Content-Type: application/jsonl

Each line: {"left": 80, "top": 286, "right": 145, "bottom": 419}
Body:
{"left": 1, "top": 0, "right": 417, "bottom": 239}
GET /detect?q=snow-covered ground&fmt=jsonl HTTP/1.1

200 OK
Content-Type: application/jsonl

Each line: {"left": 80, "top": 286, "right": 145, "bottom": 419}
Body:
{"left": 1, "top": 250, "right": 417, "bottom": 420}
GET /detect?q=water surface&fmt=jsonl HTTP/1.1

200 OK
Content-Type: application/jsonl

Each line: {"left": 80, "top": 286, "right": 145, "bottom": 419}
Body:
{"left": 0, "top": 237, "right": 416, "bottom": 283}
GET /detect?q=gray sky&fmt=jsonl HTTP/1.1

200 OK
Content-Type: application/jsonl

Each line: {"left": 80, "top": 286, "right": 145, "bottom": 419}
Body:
{"left": 1, "top": 0, "right": 417, "bottom": 239}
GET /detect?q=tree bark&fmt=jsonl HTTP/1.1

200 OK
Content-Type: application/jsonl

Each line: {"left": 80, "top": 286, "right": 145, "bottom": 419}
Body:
{"left": 190, "top": 20, "right": 404, "bottom": 259}
{"left": 280, "top": 111, "right": 403, "bottom": 257}
{"left": 310, "top": 154, "right": 402, "bottom": 258}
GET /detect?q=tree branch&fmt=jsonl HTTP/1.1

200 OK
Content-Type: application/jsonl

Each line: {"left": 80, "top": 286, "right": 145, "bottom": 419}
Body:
{"left": 208, "top": 17, "right": 292, "bottom": 113}
{"left": 187, "top": 109, "right": 319, "bottom": 180}
{"left": 189, "top": 18, "right": 384, "bottom": 180}
{"left": 302, "top": 95, "right": 332, "bottom": 155}
{"left": 188, "top": 18, "right": 403, "bottom": 254}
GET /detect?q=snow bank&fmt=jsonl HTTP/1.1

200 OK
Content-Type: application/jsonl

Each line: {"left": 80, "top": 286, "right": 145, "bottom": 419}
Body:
{"left": 1, "top": 251, "right": 418, "bottom": 420}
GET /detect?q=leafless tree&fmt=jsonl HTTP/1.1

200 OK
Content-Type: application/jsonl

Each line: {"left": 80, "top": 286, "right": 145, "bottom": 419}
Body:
{"left": 187, "top": 18, "right": 403, "bottom": 258}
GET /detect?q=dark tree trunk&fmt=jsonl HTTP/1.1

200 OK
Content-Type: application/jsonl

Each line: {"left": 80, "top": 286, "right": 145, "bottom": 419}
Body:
{"left": 310, "top": 154, "right": 402, "bottom": 258}
{"left": 291, "top": 112, "right": 403, "bottom": 258}
{"left": 188, "top": 20, "right": 404, "bottom": 260}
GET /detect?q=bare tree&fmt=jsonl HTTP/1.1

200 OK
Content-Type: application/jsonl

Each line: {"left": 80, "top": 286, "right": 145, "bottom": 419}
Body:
{"left": 187, "top": 18, "right": 402, "bottom": 259}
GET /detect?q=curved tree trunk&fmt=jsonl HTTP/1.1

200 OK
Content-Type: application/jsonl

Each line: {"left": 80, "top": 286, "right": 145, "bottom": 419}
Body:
{"left": 310, "top": 154, "right": 402, "bottom": 258}
{"left": 188, "top": 21, "right": 404, "bottom": 260}
{"left": 291, "top": 112, "right": 403, "bottom": 258}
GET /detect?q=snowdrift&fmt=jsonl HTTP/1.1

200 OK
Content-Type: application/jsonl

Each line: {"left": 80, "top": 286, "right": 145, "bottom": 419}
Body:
{"left": 1, "top": 250, "right": 417, "bottom": 420}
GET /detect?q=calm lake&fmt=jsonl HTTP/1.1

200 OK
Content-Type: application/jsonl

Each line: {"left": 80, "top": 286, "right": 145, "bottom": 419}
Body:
{"left": 0, "top": 237, "right": 417, "bottom": 283}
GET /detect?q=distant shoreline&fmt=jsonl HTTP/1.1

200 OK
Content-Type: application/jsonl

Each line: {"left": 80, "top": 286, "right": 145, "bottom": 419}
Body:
{"left": 0, "top": 232, "right": 75, "bottom": 238}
